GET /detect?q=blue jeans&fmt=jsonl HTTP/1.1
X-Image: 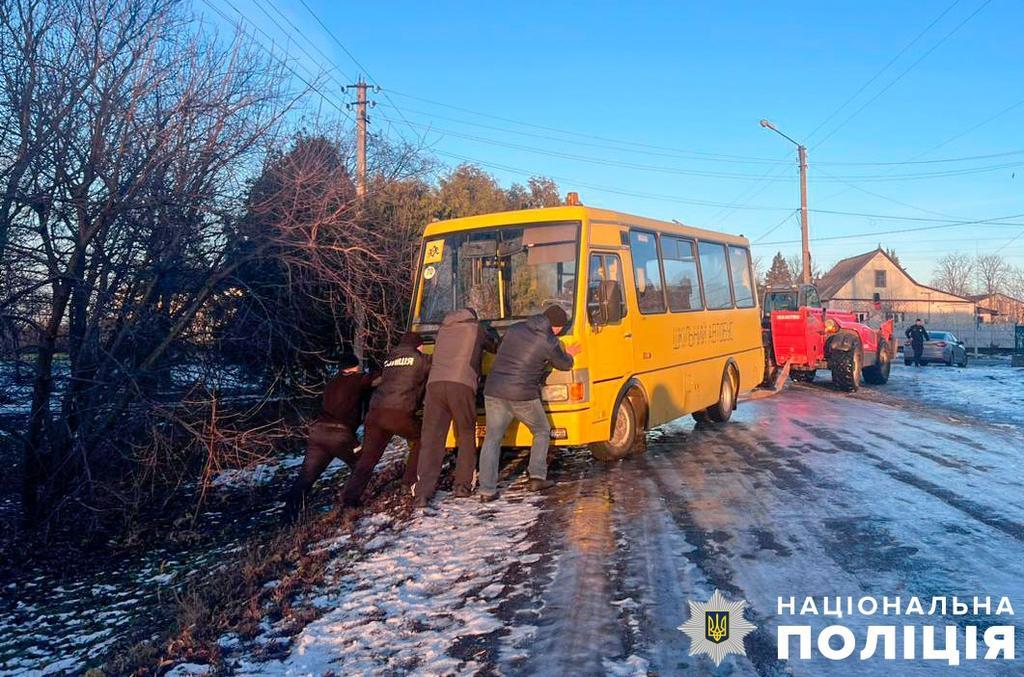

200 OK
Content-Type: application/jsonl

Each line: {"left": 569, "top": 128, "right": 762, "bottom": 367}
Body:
{"left": 478, "top": 396, "right": 551, "bottom": 494}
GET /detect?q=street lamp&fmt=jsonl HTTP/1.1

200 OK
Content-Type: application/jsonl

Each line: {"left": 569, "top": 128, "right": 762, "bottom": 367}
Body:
{"left": 760, "top": 119, "right": 811, "bottom": 285}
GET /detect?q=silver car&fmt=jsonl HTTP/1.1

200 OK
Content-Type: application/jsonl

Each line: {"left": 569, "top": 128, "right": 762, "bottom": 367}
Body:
{"left": 905, "top": 330, "right": 968, "bottom": 367}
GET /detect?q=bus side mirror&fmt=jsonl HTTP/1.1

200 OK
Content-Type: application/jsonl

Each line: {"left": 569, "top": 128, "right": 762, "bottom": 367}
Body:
{"left": 591, "top": 280, "right": 624, "bottom": 326}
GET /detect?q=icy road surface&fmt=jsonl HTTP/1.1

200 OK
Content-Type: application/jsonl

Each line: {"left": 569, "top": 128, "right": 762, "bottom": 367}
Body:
{"left": 230, "top": 360, "right": 1024, "bottom": 676}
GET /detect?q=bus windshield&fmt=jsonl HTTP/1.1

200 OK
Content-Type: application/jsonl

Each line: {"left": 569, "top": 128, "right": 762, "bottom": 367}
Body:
{"left": 413, "top": 221, "right": 579, "bottom": 330}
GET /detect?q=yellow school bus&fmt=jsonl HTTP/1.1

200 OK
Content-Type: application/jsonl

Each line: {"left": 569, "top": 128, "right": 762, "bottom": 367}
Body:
{"left": 409, "top": 199, "right": 764, "bottom": 460}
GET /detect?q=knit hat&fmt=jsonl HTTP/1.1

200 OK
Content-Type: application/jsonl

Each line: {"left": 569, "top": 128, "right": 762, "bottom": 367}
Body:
{"left": 543, "top": 305, "right": 568, "bottom": 328}
{"left": 399, "top": 331, "right": 424, "bottom": 348}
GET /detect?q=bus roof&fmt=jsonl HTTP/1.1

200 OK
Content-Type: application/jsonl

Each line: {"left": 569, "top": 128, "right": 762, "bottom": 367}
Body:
{"left": 422, "top": 205, "right": 752, "bottom": 247}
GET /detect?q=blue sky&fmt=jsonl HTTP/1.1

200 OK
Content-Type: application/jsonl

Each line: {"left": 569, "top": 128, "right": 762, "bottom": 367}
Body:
{"left": 202, "top": 0, "right": 1023, "bottom": 281}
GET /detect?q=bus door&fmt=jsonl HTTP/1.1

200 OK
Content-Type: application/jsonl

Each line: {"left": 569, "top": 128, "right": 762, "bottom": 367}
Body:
{"left": 585, "top": 252, "right": 633, "bottom": 424}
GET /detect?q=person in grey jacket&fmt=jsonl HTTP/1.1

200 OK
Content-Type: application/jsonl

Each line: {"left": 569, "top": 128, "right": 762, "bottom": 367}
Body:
{"left": 413, "top": 308, "right": 499, "bottom": 507}
{"left": 477, "top": 306, "right": 581, "bottom": 501}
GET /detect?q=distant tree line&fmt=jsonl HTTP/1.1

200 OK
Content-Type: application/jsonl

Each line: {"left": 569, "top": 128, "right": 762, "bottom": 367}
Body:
{"left": 931, "top": 252, "right": 1024, "bottom": 301}
{"left": 0, "top": 0, "right": 561, "bottom": 535}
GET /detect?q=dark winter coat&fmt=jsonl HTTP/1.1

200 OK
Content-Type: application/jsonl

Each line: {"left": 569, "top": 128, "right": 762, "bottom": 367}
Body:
{"left": 320, "top": 372, "right": 374, "bottom": 430}
{"left": 905, "top": 325, "right": 930, "bottom": 347}
{"left": 428, "top": 309, "right": 499, "bottom": 391}
{"left": 484, "top": 314, "right": 574, "bottom": 401}
{"left": 370, "top": 344, "right": 431, "bottom": 413}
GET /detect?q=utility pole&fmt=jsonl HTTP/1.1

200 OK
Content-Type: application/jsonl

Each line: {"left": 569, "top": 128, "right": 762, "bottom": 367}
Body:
{"left": 798, "top": 144, "right": 810, "bottom": 284}
{"left": 760, "top": 119, "right": 811, "bottom": 284}
{"left": 346, "top": 78, "right": 377, "bottom": 198}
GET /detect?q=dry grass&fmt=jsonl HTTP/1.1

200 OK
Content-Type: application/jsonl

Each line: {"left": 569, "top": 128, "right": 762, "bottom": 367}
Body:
{"left": 106, "top": 458, "right": 414, "bottom": 674}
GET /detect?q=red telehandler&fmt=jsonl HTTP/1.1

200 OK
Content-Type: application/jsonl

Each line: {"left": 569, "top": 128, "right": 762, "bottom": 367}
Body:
{"left": 760, "top": 284, "right": 896, "bottom": 392}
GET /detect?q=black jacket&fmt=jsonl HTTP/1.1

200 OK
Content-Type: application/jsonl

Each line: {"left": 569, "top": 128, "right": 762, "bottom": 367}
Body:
{"left": 428, "top": 309, "right": 499, "bottom": 391}
{"left": 905, "top": 325, "right": 930, "bottom": 345}
{"left": 320, "top": 372, "right": 374, "bottom": 430}
{"left": 484, "top": 314, "right": 574, "bottom": 401}
{"left": 370, "top": 344, "right": 430, "bottom": 413}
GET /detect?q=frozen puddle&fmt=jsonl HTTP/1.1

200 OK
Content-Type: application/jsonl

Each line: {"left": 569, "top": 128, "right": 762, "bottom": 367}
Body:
{"left": 235, "top": 488, "right": 544, "bottom": 674}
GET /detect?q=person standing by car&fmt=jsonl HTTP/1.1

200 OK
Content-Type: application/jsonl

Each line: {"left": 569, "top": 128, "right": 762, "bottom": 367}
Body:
{"left": 413, "top": 309, "right": 499, "bottom": 507}
{"left": 905, "top": 319, "right": 930, "bottom": 367}
{"left": 340, "top": 332, "right": 430, "bottom": 508}
{"left": 477, "top": 306, "right": 581, "bottom": 502}
{"left": 283, "top": 353, "right": 371, "bottom": 523}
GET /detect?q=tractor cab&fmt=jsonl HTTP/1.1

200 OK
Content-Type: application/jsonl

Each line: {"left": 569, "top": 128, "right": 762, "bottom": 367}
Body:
{"left": 761, "top": 284, "right": 822, "bottom": 327}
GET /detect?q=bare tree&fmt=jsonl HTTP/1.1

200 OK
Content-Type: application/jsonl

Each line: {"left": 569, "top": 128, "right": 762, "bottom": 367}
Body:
{"left": 0, "top": 0, "right": 294, "bottom": 526}
{"left": 974, "top": 254, "right": 1010, "bottom": 296}
{"left": 931, "top": 253, "right": 975, "bottom": 297}
{"left": 785, "top": 253, "right": 821, "bottom": 283}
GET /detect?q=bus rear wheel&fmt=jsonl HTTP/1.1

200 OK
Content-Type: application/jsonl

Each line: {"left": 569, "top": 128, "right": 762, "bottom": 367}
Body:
{"left": 590, "top": 396, "right": 638, "bottom": 462}
{"left": 705, "top": 367, "right": 737, "bottom": 423}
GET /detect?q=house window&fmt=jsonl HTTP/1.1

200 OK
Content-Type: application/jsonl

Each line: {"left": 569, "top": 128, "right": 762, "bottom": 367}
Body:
{"left": 874, "top": 270, "right": 887, "bottom": 288}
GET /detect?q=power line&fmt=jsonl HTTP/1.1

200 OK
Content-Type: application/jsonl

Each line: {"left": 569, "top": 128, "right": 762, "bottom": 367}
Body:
{"left": 200, "top": 0, "right": 353, "bottom": 121}
{"left": 293, "top": 0, "right": 423, "bottom": 144}
{"left": 756, "top": 212, "right": 1024, "bottom": 246}
{"left": 812, "top": 0, "right": 993, "bottom": 149}
{"left": 431, "top": 150, "right": 793, "bottom": 212}
{"left": 804, "top": 0, "right": 963, "bottom": 144}
{"left": 252, "top": 0, "right": 354, "bottom": 83}
{"left": 753, "top": 210, "right": 800, "bottom": 243}
{"left": 386, "top": 88, "right": 788, "bottom": 163}
{"left": 378, "top": 111, "right": 1024, "bottom": 182}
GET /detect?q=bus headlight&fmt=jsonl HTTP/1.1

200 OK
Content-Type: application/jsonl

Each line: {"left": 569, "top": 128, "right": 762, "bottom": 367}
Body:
{"left": 541, "top": 384, "right": 569, "bottom": 402}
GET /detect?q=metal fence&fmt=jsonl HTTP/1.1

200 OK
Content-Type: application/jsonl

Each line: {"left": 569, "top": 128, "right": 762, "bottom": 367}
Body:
{"left": 899, "top": 317, "right": 1018, "bottom": 350}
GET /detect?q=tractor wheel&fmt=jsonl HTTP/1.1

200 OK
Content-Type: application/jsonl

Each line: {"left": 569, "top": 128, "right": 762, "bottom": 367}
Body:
{"left": 590, "top": 395, "right": 639, "bottom": 462}
{"left": 863, "top": 340, "right": 891, "bottom": 385}
{"left": 791, "top": 369, "right": 816, "bottom": 383}
{"left": 831, "top": 341, "right": 863, "bottom": 392}
{"left": 704, "top": 367, "right": 738, "bottom": 424}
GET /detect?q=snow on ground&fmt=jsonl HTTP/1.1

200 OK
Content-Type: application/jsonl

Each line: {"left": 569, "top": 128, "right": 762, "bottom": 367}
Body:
{"left": 877, "top": 356, "right": 1024, "bottom": 427}
{"left": 231, "top": 486, "right": 545, "bottom": 675}
{"left": 0, "top": 441, "right": 406, "bottom": 674}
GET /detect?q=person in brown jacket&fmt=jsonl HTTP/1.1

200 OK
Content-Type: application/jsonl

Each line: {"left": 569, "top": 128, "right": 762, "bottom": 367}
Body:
{"left": 341, "top": 332, "right": 431, "bottom": 507}
{"left": 283, "top": 353, "right": 371, "bottom": 522}
{"left": 413, "top": 308, "right": 499, "bottom": 507}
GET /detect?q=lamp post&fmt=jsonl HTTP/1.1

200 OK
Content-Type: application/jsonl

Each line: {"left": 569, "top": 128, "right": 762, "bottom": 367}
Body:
{"left": 760, "top": 119, "right": 811, "bottom": 284}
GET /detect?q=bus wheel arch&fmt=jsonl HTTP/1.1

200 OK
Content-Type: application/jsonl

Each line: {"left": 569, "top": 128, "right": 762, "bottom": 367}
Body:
{"left": 589, "top": 379, "right": 647, "bottom": 462}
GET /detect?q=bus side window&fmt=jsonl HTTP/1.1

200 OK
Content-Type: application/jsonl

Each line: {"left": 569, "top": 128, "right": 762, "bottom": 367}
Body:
{"left": 662, "top": 236, "right": 703, "bottom": 312}
{"left": 698, "top": 242, "right": 734, "bottom": 310}
{"left": 629, "top": 230, "right": 666, "bottom": 314}
{"left": 727, "top": 245, "right": 756, "bottom": 308}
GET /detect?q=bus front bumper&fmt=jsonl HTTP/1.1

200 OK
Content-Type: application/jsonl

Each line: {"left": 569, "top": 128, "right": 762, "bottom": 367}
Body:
{"left": 443, "top": 406, "right": 594, "bottom": 448}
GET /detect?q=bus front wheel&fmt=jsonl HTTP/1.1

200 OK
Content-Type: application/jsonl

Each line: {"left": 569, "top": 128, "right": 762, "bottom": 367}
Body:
{"left": 590, "top": 396, "right": 639, "bottom": 462}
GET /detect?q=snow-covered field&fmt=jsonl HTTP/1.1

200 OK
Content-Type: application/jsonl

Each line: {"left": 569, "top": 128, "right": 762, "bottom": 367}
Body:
{"left": 0, "top": 443, "right": 384, "bottom": 675}
{"left": 874, "top": 356, "right": 1024, "bottom": 427}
